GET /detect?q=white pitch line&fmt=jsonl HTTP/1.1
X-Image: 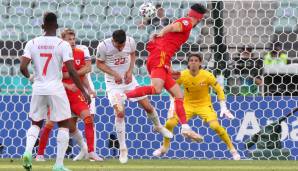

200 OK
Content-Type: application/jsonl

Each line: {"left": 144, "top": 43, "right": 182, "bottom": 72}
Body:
{"left": 0, "top": 165, "right": 296, "bottom": 170}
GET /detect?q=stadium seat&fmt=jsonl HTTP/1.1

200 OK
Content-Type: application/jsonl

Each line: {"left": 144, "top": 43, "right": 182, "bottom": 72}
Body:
{"left": 127, "top": 26, "right": 149, "bottom": 42}
{"left": 106, "top": 0, "right": 132, "bottom": 16}
{"left": 0, "top": 27, "right": 22, "bottom": 41}
{"left": 7, "top": 5, "right": 32, "bottom": 17}
{"left": 1, "top": 0, "right": 10, "bottom": 5}
{"left": 58, "top": 4, "right": 81, "bottom": 15}
{"left": 60, "top": 0, "right": 82, "bottom": 5}
{"left": 76, "top": 29, "right": 98, "bottom": 41}
{"left": 82, "top": 4, "right": 106, "bottom": 16}
{"left": 33, "top": 1, "right": 58, "bottom": 17}
{"left": 10, "top": 0, "right": 32, "bottom": 7}
{"left": 0, "top": 4, "right": 7, "bottom": 16}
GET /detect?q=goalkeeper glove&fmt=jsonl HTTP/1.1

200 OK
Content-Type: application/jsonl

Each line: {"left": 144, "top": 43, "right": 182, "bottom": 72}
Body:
{"left": 219, "top": 101, "right": 234, "bottom": 119}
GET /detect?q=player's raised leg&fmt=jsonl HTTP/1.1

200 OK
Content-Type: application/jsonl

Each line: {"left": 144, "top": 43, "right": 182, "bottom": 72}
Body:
{"left": 137, "top": 98, "right": 173, "bottom": 138}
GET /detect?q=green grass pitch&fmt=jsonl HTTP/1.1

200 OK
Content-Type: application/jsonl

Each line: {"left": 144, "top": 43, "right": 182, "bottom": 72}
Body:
{"left": 0, "top": 159, "right": 298, "bottom": 171}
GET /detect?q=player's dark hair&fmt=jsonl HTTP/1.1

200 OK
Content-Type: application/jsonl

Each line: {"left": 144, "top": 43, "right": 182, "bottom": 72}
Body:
{"left": 191, "top": 3, "right": 207, "bottom": 14}
{"left": 187, "top": 53, "right": 203, "bottom": 63}
{"left": 43, "top": 12, "right": 57, "bottom": 25}
{"left": 112, "top": 29, "right": 126, "bottom": 44}
{"left": 155, "top": 3, "right": 162, "bottom": 9}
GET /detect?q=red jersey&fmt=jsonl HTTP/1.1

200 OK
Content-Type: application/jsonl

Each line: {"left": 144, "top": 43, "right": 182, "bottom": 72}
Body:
{"left": 62, "top": 47, "right": 85, "bottom": 84}
{"left": 147, "top": 17, "right": 193, "bottom": 57}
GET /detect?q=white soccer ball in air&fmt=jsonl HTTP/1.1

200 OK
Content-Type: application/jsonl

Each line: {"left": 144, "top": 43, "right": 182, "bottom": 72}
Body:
{"left": 139, "top": 2, "right": 156, "bottom": 18}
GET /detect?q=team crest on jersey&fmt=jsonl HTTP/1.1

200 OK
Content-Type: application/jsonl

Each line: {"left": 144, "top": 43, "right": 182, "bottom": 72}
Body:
{"left": 182, "top": 20, "right": 189, "bottom": 26}
{"left": 75, "top": 60, "right": 81, "bottom": 65}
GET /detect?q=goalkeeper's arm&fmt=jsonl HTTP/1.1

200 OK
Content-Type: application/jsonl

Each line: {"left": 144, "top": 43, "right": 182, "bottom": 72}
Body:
{"left": 210, "top": 74, "right": 234, "bottom": 119}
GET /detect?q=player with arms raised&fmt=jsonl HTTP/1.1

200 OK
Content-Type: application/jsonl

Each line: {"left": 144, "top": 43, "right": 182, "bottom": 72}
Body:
{"left": 153, "top": 53, "right": 241, "bottom": 160}
{"left": 114, "top": 4, "right": 207, "bottom": 142}
{"left": 20, "top": 13, "right": 90, "bottom": 171}
{"left": 96, "top": 29, "right": 173, "bottom": 164}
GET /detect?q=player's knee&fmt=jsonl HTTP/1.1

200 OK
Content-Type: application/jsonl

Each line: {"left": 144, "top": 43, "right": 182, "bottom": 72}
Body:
{"left": 209, "top": 121, "right": 225, "bottom": 134}
{"left": 115, "top": 116, "right": 124, "bottom": 123}
{"left": 80, "top": 109, "right": 91, "bottom": 119}
{"left": 45, "top": 121, "right": 54, "bottom": 129}
{"left": 116, "top": 111, "right": 125, "bottom": 118}
{"left": 165, "top": 118, "right": 178, "bottom": 130}
{"left": 83, "top": 115, "right": 93, "bottom": 124}
{"left": 32, "top": 120, "right": 44, "bottom": 129}
{"left": 144, "top": 104, "right": 154, "bottom": 114}
{"left": 152, "top": 85, "right": 162, "bottom": 94}
{"left": 69, "top": 125, "right": 77, "bottom": 134}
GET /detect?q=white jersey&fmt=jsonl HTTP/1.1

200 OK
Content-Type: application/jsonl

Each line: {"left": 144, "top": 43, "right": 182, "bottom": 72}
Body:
{"left": 22, "top": 36, "right": 73, "bottom": 95}
{"left": 76, "top": 45, "right": 95, "bottom": 90}
{"left": 96, "top": 36, "right": 136, "bottom": 89}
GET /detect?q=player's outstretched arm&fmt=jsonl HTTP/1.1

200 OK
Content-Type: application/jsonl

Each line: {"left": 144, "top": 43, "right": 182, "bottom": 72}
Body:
{"left": 209, "top": 74, "right": 234, "bottom": 119}
{"left": 65, "top": 61, "right": 91, "bottom": 104}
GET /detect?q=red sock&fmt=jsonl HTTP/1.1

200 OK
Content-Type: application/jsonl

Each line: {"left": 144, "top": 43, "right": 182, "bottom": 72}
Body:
{"left": 174, "top": 98, "right": 187, "bottom": 124}
{"left": 37, "top": 123, "right": 54, "bottom": 155}
{"left": 84, "top": 116, "right": 94, "bottom": 153}
{"left": 125, "top": 86, "right": 157, "bottom": 98}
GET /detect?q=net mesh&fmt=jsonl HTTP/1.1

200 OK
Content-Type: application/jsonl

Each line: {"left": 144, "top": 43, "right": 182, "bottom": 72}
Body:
{"left": 0, "top": 0, "right": 298, "bottom": 160}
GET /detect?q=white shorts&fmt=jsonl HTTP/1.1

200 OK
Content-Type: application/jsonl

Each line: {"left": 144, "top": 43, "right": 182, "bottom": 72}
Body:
{"left": 106, "top": 79, "right": 147, "bottom": 106}
{"left": 29, "top": 93, "right": 71, "bottom": 122}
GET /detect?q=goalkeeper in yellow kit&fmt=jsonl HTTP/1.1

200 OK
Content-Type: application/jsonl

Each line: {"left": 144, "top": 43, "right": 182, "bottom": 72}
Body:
{"left": 153, "top": 53, "right": 240, "bottom": 160}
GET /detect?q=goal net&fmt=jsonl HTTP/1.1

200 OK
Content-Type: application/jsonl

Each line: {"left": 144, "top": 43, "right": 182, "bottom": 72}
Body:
{"left": 0, "top": 0, "right": 298, "bottom": 160}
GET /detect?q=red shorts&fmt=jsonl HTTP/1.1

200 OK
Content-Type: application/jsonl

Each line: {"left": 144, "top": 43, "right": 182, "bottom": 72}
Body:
{"left": 66, "top": 89, "right": 89, "bottom": 116}
{"left": 146, "top": 49, "right": 176, "bottom": 90}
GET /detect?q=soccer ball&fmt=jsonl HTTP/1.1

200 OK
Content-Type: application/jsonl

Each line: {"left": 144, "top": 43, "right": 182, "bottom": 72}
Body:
{"left": 139, "top": 2, "right": 156, "bottom": 18}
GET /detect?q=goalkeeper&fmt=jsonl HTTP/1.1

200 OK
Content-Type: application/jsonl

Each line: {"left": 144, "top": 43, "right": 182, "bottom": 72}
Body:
{"left": 153, "top": 53, "right": 240, "bottom": 160}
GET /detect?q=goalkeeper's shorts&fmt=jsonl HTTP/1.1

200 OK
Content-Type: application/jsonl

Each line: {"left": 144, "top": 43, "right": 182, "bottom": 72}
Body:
{"left": 184, "top": 105, "right": 218, "bottom": 123}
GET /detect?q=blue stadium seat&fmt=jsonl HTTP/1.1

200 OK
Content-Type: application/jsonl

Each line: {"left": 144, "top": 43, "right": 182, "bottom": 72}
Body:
{"left": 0, "top": 4, "right": 7, "bottom": 15}
{"left": 82, "top": 4, "right": 106, "bottom": 16}
{"left": 33, "top": 1, "right": 58, "bottom": 17}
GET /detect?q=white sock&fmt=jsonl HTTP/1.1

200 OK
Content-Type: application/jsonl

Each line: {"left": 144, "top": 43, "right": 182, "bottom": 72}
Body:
{"left": 70, "top": 130, "right": 87, "bottom": 152}
{"left": 115, "top": 117, "right": 126, "bottom": 149}
{"left": 94, "top": 126, "right": 97, "bottom": 153}
{"left": 56, "top": 128, "right": 69, "bottom": 166}
{"left": 147, "top": 109, "right": 162, "bottom": 127}
{"left": 25, "top": 125, "right": 40, "bottom": 153}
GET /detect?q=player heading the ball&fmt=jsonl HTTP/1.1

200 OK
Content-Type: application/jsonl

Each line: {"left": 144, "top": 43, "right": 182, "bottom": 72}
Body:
{"left": 113, "top": 4, "right": 207, "bottom": 143}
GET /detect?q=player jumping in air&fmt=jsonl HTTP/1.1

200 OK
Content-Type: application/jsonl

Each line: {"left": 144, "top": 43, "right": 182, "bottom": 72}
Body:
{"left": 153, "top": 53, "right": 241, "bottom": 160}
{"left": 96, "top": 29, "right": 173, "bottom": 164}
{"left": 20, "top": 13, "right": 90, "bottom": 171}
{"left": 114, "top": 4, "right": 207, "bottom": 142}
{"left": 35, "top": 28, "right": 102, "bottom": 162}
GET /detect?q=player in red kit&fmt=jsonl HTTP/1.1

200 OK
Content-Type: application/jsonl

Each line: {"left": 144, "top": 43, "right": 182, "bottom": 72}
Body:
{"left": 114, "top": 4, "right": 207, "bottom": 142}
{"left": 36, "top": 28, "right": 102, "bottom": 162}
